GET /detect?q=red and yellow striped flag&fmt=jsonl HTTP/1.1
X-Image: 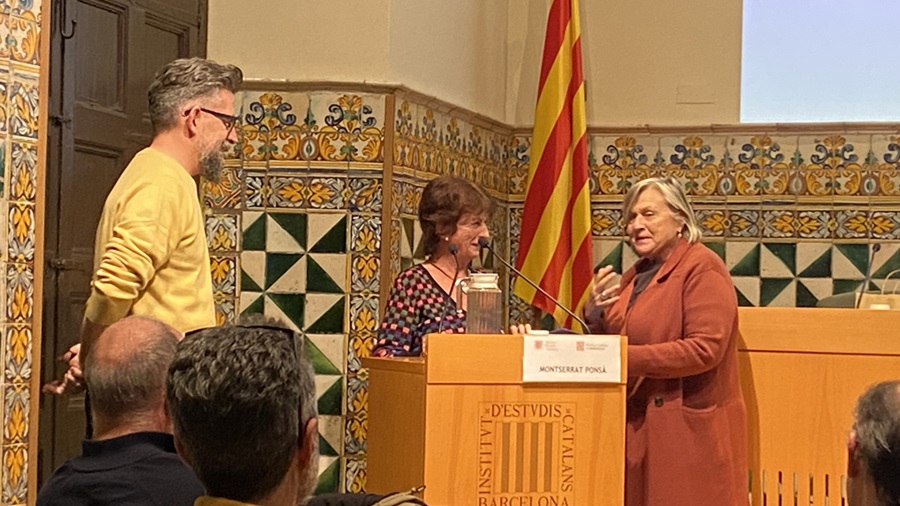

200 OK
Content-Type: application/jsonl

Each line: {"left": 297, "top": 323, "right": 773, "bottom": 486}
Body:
{"left": 514, "top": 0, "right": 592, "bottom": 331}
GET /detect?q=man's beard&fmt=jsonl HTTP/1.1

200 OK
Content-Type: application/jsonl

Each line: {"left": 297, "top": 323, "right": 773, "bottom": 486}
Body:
{"left": 200, "top": 146, "right": 225, "bottom": 183}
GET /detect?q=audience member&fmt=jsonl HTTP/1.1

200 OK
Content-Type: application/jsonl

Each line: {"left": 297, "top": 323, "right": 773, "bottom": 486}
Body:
{"left": 848, "top": 380, "right": 900, "bottom": 506}
{"left": 37, "top": 316, "right": 203, "bottom": 506}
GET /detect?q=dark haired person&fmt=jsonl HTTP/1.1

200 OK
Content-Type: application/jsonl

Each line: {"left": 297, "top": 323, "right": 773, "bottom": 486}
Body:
{"left": 373, "top": 176, "right": 527, "bottom": 357}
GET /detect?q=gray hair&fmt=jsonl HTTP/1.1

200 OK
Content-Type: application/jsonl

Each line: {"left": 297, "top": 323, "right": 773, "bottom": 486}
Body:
{"left": 854, "top": 380, "right": 900, "bottom": 505}
{"left": 166, "top": 319, "right": 316, "bottom": 503}
{"left": 622, "top": 176, "right": 702, "bottom": 243}
{"left": 83, "top": 316, "right": 179, "bottom": 421}
{"left": 147, "top": 57, "right": 243, "bottom": 134}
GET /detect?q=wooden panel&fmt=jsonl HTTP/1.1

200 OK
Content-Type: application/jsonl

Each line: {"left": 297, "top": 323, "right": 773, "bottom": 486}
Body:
{"left": 365, "top": 363, "right": 427, "bottom": 494}
{"left": 739, "top": 308, "right": 900, "bottom": 506}
{"left": 739, "top": 307, "right": 900, "bottom": 354}
{"left": 75, "top": 0, "right": 125, "bottom": 109}
{"left": 422, "top": 384, "right": 625, "bottom": 506}
{"left": 426, "top": 334, "right": 627, "bottom": 385}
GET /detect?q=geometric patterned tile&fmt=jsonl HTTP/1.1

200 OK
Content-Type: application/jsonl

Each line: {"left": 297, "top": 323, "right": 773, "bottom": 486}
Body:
{"left": 240, "top": 251, "right": 265, "bottom": 292}
{"left": 592, "top": 239, "right": 624, "bottom": 273}
{"left": 761, "top": 242, "right": 795, "bottom": 277}
{"left": 732, "top": 276, "right": 760, "bottom": 307}
{"left": 796, "top": 278, "right": 832, "bottom": 307}
{"left": 796, "top": 242, "right": 832, "bottom": 278}
{"left": 309, "top": 213, "right": 347, "bottom": 253}
{"left": 308, "top": 333, "right": 346, "bottom": 376}
{"left": 319, "top": 414, "right": 344, "bottom": 456}
{"left": 265, "top": 293, "right": 305, "bottom": 332}
{"left": 761, "top": 278, "right": 795, "bottom": 307}
{"left": 872, "top": 244, "right": 900, "bottom": 279}
{"left": 727, "top": 242, "right": 760, "bottom": 277}
{"left": 702, "top": 241, "right": 726, "bottom": 261}
{"left": 315, "top": 456, "right": 341, "bottom": 495}
{"left": 305, "top": 293, "right": 345, "bottom": 334}
{"left": 317, "top": 375, "right": 344, "bottom": 417}
{"left": 267, "top": 212, "right": 307, "bottom": 253}
{"left": 307, "top": 253, "right": 347, "bottom": 293}
{"left": 833, "top": 243, "right": 869, "bottom": 279}
{"left": 266, "top": 253, "right": 306, "bottom": 293}
{"left": 242, "top": 211, "right": 265, "bottom": 251}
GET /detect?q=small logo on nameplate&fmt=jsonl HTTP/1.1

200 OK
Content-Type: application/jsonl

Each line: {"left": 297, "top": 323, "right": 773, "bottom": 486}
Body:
{"left": 477, "top": 402, "right": 575, "bottom": 505}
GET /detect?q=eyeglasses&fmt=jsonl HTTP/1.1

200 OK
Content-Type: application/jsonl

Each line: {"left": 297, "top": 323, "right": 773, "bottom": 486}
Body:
{"left": 197, "top": 107, "right": 240, "bottom": 134}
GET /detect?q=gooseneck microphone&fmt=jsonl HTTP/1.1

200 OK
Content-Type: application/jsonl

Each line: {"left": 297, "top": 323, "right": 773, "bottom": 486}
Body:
{"left": 856, "top": 243, "right": 881, "bottom": 309}
{"left": 478, "top": 238, "right": 590, "bottom": 332}
{"left": 437, "top": 243, "right": 460, "bottom": 333}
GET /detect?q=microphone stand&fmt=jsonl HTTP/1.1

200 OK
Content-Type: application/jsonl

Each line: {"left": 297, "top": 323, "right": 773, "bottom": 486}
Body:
{"left": 478, "top": 238, "right": 591, "bottom": 332}
{"left": 437, "top": 244, "right": 460, "bottom": 333}
{"left": 856, "top": 243, "right": 881, "bottom": 308}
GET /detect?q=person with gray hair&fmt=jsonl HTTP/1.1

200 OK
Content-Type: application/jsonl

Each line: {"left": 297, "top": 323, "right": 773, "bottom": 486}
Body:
{"left": 586, "top": 176, "right": 748, "bottom": 506}
{"left": 848, "top": 380, "right": 900, "bottom": 506}
{"left": 45, "top": 57, "right": 242, "bottom": 400}
{"left": 37, "top": 316, "right": 204, "bottom": 506}
{"left": 166, "top": 321, "right": 319, "bottom": 506}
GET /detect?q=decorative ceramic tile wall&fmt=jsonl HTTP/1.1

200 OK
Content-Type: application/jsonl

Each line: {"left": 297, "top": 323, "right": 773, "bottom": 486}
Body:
{"left": 203, "top": 84, "right": 900, "bottom": 495}
{"left": 1, "top": 2, "right": 40, "bottom": 503}
{"left": 202, "top": 89, "right": 386, "bottom": 495}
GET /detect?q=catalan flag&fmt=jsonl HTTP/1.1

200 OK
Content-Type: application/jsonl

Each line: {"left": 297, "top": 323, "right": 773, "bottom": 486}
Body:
{"left": 514, "top": 0, "right": 592, "bottom": 331}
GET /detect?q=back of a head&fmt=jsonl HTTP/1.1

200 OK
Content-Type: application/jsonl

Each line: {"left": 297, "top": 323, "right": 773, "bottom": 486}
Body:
{"left": 82, "top": 316, "right": 179, "bottom": 424}
{"left": 854, "top": 380, "right": 900, "bottom": 505}
{"left": 166, "top": 324, "right": 310, "bottom": 503}
{"left": 147, "top": 57, "right": 243, "bottom": 134}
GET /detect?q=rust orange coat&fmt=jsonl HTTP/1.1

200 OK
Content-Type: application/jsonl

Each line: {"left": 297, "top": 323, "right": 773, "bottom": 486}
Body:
{"left": 588, "top": 239, "right": 748, "bottom": 506}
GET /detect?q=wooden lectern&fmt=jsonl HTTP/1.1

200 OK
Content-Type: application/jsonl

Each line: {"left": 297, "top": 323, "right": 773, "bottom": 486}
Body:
{"left": 362, "top": 333, "right": 627, "bottom": 506}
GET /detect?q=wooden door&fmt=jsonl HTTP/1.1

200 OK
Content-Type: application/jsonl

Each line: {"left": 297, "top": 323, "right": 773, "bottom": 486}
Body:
{"left": 39, "top": 0, "right": 206, "bottom": 483}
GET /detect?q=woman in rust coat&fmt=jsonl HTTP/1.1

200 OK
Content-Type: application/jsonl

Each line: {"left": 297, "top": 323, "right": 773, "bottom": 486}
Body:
{"left": 586, "top": 177, "right": 748, "bottom": 506}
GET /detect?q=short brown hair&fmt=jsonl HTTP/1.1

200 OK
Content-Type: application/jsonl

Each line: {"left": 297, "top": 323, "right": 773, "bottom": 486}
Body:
{"left": 419, "top": 176, "right": 492, "bottom": 256}
{"left": 148, "top": 57, "right": 243, "bottom": 134}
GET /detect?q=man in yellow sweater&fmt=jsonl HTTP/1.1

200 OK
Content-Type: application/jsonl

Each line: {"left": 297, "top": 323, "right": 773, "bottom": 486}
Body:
{"left": 44, "top": 57, "right": 242, "bottom": 394}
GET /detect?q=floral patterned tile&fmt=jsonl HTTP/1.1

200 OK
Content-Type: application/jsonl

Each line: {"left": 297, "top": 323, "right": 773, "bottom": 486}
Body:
{"left": 6, "top": 202, "right": 32, "bottom": 263}
{"left": 344, "top": 457, "right": 367, "bottom": 493}
{"left": 206, "top": 214, "right": 239, "bottom": 252}
{"left": 1, "top": 442, "right": 26, "bottom": 503}
{"left": 2, "top": 383, "right": 27, "bottom": 444}
{"left": 203, "top": 167, "right": 244, "bottom": 209}
{"left": 7, "top": 69, "right": 37, "bottom": 140}
{"left": 8, "top": 14, "right": 38, "bottom": 65}
{"left": 4, "top": 263, "right": 30, "bottom": 324}
{"left": 210, "top": 256, "right": 236, "bottom": 298}
{"left": 4, "top": 324, "right": 28, "bottom": 383}
{"left": 215, "top": 298, "right": 236, "bottom": 326}
{"left": 7, "top": 140, "right": 34, "bottom": 203}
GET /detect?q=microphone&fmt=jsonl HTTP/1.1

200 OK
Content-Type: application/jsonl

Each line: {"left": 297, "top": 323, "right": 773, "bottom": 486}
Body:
{"left": 437, "top": 244, "right": 460, "bottom": 333}
{"left": 478, "top": 237, "right": 590, "bottom": 332}
{"left": 856, "top": 243, "right": 881, "bottom": 308}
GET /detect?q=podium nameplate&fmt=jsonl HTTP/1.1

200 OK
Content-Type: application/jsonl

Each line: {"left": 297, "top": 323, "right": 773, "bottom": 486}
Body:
{"left": 522, "top": 334, "right": 622, "bottom": 383}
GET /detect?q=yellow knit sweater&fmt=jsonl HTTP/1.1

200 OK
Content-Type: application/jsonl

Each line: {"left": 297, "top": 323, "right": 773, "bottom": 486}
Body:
{"left": 84, "top": 148, "right": 216, "bottom": 333}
